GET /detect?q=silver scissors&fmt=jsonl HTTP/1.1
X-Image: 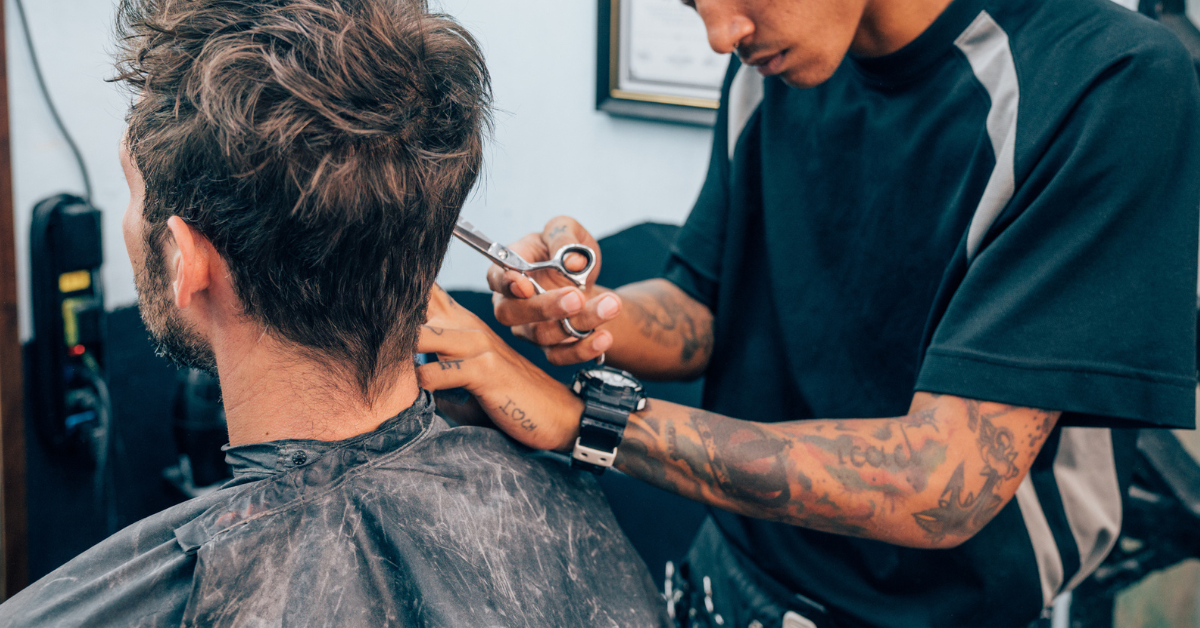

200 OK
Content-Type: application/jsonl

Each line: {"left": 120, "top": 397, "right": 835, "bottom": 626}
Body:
{"left": 453, "top": 218, "right": 598, "bottom": 339}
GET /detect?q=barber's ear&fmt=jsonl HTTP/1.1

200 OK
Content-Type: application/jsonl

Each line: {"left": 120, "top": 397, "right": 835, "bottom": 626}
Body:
{"left": 164, "top": 216, "right": 212, "bottom": 309}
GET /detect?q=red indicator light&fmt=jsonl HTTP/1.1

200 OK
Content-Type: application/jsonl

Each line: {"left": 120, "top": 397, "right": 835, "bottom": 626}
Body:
{"left": 69, "top": 344, "right": 86, "bottom": 357}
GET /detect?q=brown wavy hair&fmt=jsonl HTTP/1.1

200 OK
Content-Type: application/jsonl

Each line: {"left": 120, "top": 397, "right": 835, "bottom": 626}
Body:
{"left": 113, "top": 0, "right": 492, "bottom": 399}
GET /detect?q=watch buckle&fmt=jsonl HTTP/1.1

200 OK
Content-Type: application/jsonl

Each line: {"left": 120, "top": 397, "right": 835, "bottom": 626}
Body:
{"left": 572, "top": 438, "right": 616, "bottom": 468}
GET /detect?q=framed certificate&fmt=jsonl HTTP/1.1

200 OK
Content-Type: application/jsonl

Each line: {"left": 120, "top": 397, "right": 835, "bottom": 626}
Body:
{"left": 596, "top": 0, "right": 729, "bottom": 126}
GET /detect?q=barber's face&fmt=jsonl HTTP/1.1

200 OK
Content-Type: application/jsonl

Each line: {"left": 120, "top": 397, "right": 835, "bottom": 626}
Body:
{"left": 120, "top": 138, "right": 217, "bottom": 375}
{"left": 685, "top": 0, "right": 870, "bottom": 88}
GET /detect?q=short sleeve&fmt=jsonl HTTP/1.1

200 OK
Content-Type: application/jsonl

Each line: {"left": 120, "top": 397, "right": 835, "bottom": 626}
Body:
{"left": 916, "top": 37, "right": 1200, "bottom": 428}
{"left": 663, "top": 60, "right": 739, "bottom": 311}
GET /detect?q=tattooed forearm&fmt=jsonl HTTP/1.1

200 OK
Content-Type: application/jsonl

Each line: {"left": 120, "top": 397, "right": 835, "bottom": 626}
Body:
{"left": 969, "top": 403, "right": 1021, "bottom": 480}
{"left": 692, "top": 412, "right": 796, "bottom": 508}
{"left": 912, "top": 463, "right": 1004, "bottom": 542}
{"left": 910, "top": 400, "right": 1053, "bottom": 543}
{"left": 800, "top": 423, "right": 947, "bottom": 493}
{"left": 496, "top": 397, "right": 536, "bottom": 432}
{"left": 615, "top": 394, "right": 1060, "bottom": 549}
{"left": 618, "top": 406, "right": 876, "bottom": 538}
{"left": 618, "top": 428, "right": 672, "bottom": 488}
{"left": 596, "top": 280, "right": 715, "bottom": 380}
{"left": 618, "top": 280, "right": 714, "bottom": 368}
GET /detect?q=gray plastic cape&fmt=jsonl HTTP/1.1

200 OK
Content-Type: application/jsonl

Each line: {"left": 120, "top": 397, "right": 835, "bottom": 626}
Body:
{"left": 0, "top": 392, "right": 670, "bottom": 627}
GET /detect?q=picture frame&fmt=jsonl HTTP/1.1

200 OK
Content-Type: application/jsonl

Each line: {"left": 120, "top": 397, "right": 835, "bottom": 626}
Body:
{"left": 596, "top": 0, "right": 727, "bottom": 126}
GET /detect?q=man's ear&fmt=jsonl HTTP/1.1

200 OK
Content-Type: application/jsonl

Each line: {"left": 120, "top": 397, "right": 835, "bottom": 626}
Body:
{"left": 164, "top": 216, "right": 212, "bottom": 310}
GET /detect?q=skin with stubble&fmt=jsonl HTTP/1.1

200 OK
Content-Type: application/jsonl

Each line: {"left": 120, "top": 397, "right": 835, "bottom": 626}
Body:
{"left": 120, "top": 140, "right": 216, "bottom": 375}
{"left": 417, "top": 0, "right": 1061, "bottom": 551}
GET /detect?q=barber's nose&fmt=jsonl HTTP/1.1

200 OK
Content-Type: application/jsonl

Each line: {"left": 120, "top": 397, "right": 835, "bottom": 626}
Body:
{"left": 700, "top": 8, "right": 754, "bottom": 55}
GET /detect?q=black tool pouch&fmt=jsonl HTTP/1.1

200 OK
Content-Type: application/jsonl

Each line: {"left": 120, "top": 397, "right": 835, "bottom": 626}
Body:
{"left": 669, "top": 519, "right": 838, "bottom": 628}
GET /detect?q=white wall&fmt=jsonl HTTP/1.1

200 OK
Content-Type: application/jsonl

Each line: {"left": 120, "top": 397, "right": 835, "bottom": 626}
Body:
{"left": 6, "top": 0, "right": 134, "bottom": 340}
{"left": 434, "top": 0, "right": 712, "bottom": 290}
{"left": 5, "top": 0, "right": 714, "bottom": 339}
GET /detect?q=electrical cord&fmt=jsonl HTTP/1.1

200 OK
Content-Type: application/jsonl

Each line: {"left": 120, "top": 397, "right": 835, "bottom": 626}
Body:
{"left": 15, "top": 0, "right": 116, "bottom": 532}
{"left": 12, "top": 0, "right": 94, "bottom": 204}
{"left": 80, "top": 351, "right": 118, "bottom": 535}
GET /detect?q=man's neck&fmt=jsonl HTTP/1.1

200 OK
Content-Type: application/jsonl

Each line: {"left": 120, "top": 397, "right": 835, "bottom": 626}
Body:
{"left": 212, "top": 325, "right": 420, "bottom": 446}
{"left": 852, "top": 0, "right": 957, "bottom": 58}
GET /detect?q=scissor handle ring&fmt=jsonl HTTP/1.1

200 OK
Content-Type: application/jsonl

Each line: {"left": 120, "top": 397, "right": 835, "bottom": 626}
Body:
{"left": 550, "top": 243, "right": 596, "bottom": 288}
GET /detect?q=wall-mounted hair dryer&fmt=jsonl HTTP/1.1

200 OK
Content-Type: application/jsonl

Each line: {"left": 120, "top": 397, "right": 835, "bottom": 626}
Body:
{"left": 29, "top": 194, "right": 110, "bottom": 460}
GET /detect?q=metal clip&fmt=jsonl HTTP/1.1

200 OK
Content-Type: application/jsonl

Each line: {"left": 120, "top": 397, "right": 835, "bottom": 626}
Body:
{"left": 701, "top": 576, "right": 724, "bottom": 625}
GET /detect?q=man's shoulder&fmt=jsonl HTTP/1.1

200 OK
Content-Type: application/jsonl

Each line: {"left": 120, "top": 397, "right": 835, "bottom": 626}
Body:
{"left": 177, "top": 424, "right": 670, "bottom": 627}
{"left": 396, "top": 423, "right": 598, "bottom": 488}
{"left": 362, "top": 423, "right": 632, "bottom": 547}
{"left": 181, "top": 423, "right": 613, "bottom": 548}
{"left": 987, "top": 0, "right": 1198, "bottom": 165}
{"left": 0, "top": 489, "right": 238, "bottom": 628}
{"left": 996, "top": 0, "right": 1193, "bottom": 83}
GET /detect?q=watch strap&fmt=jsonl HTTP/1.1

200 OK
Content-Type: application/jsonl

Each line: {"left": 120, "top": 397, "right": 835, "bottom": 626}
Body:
{"left": 571, "top": 369, "right": 641, "bottom": 474}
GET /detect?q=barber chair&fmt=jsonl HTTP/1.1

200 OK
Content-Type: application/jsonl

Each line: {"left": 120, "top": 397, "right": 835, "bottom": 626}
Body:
{"left": 163, "top": 368, "right": 232, "bottom": 498}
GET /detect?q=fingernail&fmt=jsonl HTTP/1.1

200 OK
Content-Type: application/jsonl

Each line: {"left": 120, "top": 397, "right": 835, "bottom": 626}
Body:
{"left": 560, "top": 291, "right": 583, "bottom": 314}
{"left": 596, "top": 295, "right": 619, "bottom": 319}
{"left": 593, "top": 333, "right": 612, "bottom": 352}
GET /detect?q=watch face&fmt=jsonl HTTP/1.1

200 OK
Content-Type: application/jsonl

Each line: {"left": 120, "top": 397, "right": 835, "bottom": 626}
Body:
{"left": 586, "top": 368, "right": 635, "bottom": 389}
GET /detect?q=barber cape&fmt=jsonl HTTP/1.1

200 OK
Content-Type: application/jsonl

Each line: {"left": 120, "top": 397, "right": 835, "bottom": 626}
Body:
{"left": 0, "top": 391, "right": 670, "bottom": 627}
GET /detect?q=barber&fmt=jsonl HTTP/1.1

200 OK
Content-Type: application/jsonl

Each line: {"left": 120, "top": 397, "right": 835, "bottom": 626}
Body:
{"left": 417, "top": 0, "right": 1200, "bottom": 625}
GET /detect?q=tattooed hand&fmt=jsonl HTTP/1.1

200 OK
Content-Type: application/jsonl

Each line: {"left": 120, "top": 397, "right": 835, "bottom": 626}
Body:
{"left": 487, "top": 217, "right": 619, "bottom": 365}
{"left": 417, "top": 285, "right": 584, "bottom": 451}
{"left": 482, "top": 218, "right": 716, "bottom": 376}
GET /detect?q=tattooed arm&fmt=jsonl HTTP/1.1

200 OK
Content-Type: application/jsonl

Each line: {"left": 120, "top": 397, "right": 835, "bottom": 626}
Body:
{"left": 586, "top": 279, "right": 714, "bottom": 380}
{"left": 419, "top": 284, "right": 1059, "bottom": 549}
{"left": 618, "top": 394, "right": 1059, "bottom": 549}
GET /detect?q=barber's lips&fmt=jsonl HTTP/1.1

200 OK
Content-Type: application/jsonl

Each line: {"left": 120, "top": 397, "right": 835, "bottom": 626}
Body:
{"left": 748, "top": 50, "right": 787, "bottom": 76}
{"left": 751, "top": 51, "right": 787, "bottom": 77}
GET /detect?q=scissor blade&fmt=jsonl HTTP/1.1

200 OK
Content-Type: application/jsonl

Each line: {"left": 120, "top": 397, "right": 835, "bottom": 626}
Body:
{"left": 453, "top": 219, "right": 496, "bottom": 256}
{"left": 453, "top": 219, "right": 526, "bottom": 271}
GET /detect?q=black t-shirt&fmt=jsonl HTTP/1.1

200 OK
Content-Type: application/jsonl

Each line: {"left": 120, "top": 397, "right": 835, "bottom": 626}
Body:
{"left": 663, "top": 0, "right": 1200, "bottom": 624}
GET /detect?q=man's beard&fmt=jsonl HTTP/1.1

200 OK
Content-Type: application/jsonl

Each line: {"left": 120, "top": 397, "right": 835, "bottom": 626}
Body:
{"left": 135, "top": 232, "right": 218, "bottom": 375}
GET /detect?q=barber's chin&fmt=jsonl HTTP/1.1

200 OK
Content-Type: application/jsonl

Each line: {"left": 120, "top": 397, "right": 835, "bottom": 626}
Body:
{"left": 779, "top": 60, "right": 840, "bottom": 89}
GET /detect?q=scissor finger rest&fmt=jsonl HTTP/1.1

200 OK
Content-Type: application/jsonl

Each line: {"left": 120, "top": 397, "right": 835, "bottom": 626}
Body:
{"left": 524, "top": 243, "right": 595, "bottom": 288}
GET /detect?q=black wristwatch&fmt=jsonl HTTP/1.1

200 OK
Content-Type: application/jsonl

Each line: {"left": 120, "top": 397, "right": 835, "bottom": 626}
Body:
{"left": 570, "top": 366, "right": 646, "bottom": 474}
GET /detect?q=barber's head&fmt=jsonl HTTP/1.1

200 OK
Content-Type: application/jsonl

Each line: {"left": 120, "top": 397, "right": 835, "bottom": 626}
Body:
{"left": 683, "top": 0, "right": 872, "bottom": 88}
{"left": 115, "top": 0, "right": 491, "bottom": 398}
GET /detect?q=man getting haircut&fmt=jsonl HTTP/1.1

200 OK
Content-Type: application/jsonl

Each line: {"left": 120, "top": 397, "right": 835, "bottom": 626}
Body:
{"left": 0, "top": 0, "right": 669, "bottom": 626}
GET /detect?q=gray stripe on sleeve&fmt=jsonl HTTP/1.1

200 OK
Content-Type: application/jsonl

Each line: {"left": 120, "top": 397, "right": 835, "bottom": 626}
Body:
{"left": 1054, "top": 428, "right": 1122, "bottom": 592}
{"left": 1015, "top": 428, "right": 1122, "bottom": 610}
{"left": 1015, "top": 474, "right": 1065, "bottom": 608}
{"left": 954, "top": 11, "right": 1020, "bottom": 262}
{"left": 956, "top": 16, "right": 1124, "bottom": 602}
{"left": 727, "top": 64, "right": 764, "bottom": 161}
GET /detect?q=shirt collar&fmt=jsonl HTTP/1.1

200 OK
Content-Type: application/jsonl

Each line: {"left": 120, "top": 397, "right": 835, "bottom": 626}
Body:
{"left": 849, "top": 0, "right": 991, "bottom": 87}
